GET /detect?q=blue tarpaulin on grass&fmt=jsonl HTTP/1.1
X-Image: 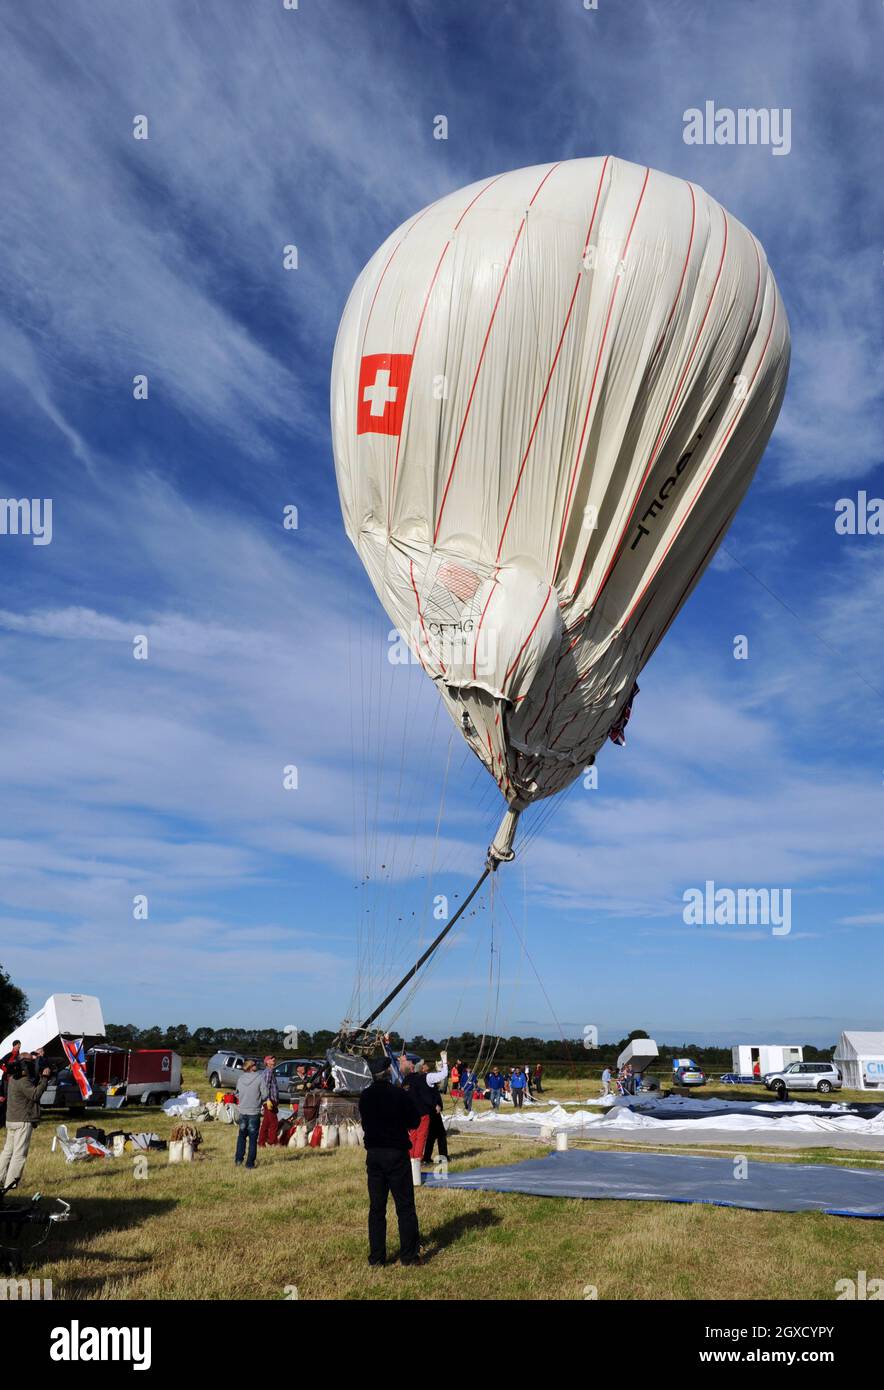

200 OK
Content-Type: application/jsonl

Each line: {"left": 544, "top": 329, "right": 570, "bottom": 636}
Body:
{"left": 422, "top": 1149, "right": 884, "bottom": 1218}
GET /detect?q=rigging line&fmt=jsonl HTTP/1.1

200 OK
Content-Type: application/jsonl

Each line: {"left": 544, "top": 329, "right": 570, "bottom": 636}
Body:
{"left": 365, "top": 613, "right": 386, "bottom": 1017}
{"left": 376, "top": 660, "right": 425, "bottom": 992}
{"left": 353, "top": 607, "right": 373, "bottom": 1021}
{"left": 367, "top": 611, "right": 406, "bottom": 999}
{"left": 471, "top": 871, "right": 497, "bottom": 1074}
{"left": 368, "top": 711, "right": 453, "bottom": 1016}
{"left": 386, "top": 884, "right": 486, "bottom": 1033}
{"left": 718, "top": 543, "right": 884, "bottom": 705}
{"left": 356, "top": 609, "right": 389, "bottom": 1018}
{"left": 482, "top": 904, "right": 503, "bottom": 1076}
{"left": 442, "top": 896, "right": 489, "bottom": 1053}
{"left": 387, "top": 897, "right": 486, "bottom": 1039}
{"left": 390, "top": 690, "right": 446, "bottom": 976}
{"left": 359, "top": 864, "right": 492, "bottom": 1031}
{"left": 497, "top": 889, "right": 582, "bottom": 1091}
{"left": 492, "top": 866, "right": 527, "bottom": 1068}
{"left": 346, "top": 611, "right": 366, "bottom": 1023}
{"left": 391, "top": 710, "right": 453, "bottom": 1043}
{"left": 516, "top": 777, "right": 580, "bottom": 861}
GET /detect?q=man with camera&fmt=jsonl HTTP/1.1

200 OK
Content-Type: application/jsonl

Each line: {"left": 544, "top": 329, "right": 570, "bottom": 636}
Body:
{"left": 0, "top": 1052, "right": 51, "bottom": 1193}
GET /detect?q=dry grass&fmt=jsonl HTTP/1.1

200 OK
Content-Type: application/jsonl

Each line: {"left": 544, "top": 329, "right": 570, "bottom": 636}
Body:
{"left": 6, "top": 1067, "right": 882, "bottom": 1300}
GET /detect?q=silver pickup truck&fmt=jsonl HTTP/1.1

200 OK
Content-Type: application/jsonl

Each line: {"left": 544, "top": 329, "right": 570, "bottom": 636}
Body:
{"left": 205, "top": 1052, "right": 262, "bottom": 1090}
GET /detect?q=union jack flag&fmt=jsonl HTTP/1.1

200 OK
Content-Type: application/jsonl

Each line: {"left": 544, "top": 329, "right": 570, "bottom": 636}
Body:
{"left": 608, "top": 681, "right": 639, "bottom": 746}
{"left": 61, "top": 1036, "right": 92, "bottom": 1100}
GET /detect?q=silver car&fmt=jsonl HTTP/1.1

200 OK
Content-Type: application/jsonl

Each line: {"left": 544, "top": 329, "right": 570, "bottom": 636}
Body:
{"left": 273, "top": 1058, "right": 326, "bottom": 1101}
{"left": 764, "top": 1061, "right": 842, "bottom": 1094}
{"left": 205, "top": 1052, "right": 261, "bottom": 1089}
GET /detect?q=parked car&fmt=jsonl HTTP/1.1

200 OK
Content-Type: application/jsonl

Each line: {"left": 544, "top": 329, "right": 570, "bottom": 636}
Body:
{"left": 669, "top": 1056, "right": 703, "bottom": 1089}
{"left": 205, "top": 1052, "right": 262, "bottom": 1090}
{"left": 672, "top": 1057, "right": 706, "bottom": 1086}
{"left": 764, "top": 1061, "right": 842, "bottom": 1094}
{"left": 273, "top": 1058, "right": 326, "bottom": 1101}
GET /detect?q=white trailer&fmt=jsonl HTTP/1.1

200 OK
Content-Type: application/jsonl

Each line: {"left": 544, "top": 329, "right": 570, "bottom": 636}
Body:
{"left": 731, "top": 1044, "right": 803, "bottom": 1078}
{"left": 0, "top": 994, "right": 106, "bottom": 1057}
{"left": 617, "top": 1038, "right": 659, "bottom": 1075}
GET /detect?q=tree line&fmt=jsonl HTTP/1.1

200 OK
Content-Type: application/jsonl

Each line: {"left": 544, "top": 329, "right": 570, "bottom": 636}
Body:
{"left": 0, "top": 972, "right": 836, "bottom": 1071}
{"left": 99, "top": 1023, "right": 836, "bottom": 1071}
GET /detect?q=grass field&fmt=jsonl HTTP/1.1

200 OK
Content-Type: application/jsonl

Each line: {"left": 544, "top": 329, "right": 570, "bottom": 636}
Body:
{"left": 6, "top": 1065, "right": 883, "bottom": 1301}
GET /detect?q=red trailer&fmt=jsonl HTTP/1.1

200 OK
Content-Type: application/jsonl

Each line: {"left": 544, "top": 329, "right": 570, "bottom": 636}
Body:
{"left": 91, "top": 1047, "right": 182, "bottom": 1105}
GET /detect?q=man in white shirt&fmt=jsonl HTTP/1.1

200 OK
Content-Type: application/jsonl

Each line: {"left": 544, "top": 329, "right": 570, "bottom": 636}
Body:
{"left": 420, "top": 1057, "right": 449, "bottom": 1165}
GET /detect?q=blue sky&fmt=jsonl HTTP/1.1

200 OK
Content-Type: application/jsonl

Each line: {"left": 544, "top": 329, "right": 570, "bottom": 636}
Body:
{"left": 1, "top": 0, "right": 882, "bottom": 1048}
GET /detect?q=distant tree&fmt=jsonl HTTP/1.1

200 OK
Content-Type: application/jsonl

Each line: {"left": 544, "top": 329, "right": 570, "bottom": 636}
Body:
{"left": 105, "top": 1023, "right": 139, "bottom": 1046}
{"left": 0, "top": 966, "right": 27, "bottom": 1039}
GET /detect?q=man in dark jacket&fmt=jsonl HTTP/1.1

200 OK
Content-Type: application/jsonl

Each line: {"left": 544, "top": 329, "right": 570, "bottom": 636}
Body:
{"left": 0, "top": 1060, "right": 50, "bottom": 1191}
{"left": 358, "top": 1055, "right": 422, "bottom": 1266}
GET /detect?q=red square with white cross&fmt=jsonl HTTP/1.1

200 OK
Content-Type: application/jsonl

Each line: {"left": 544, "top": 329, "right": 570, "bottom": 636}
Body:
{"left": 357, "top": 353, "right": 413, "bottom": 436}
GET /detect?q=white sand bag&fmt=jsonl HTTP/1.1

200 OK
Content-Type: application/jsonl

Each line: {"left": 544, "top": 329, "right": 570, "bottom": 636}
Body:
{"left": 291, "top": 1122, "right": 308, "bottom": 1149}
{"left": 168, "top": 1139, "right": 183, "bottom": 1163}
{"left": 321, "top": 1123, "right": 339, "bottom": 1150}
{"left": 182, "top": 1139, "right": 194, "bottom": 1162}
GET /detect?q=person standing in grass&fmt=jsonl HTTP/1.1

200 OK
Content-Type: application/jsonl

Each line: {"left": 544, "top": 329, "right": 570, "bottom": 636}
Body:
{"left": 0, "top": 1039, "right": 22, "bottom": 1131}
{"left": 234, "top": 1059, "right": 268, "bottom": 1170}
{"left": 399, "top": 1056, "right": 441, "bottom": 1164}
{"left": 258, "top": 1054, "right": 280, "bottom": 1148}
{"left": 486, "top": 1065, "right": 506, "bottom": 1110}
{"left": 359, "top": 1054, "right": 422, "bottom": 1267}
{"left": 601, "top": 1065, "right": 612, "bottom": 1097}
{"left": 461, "top": 1066, "right": 478, "bottom": 1112}
{"left": 420, "top": 1059, "right": 449, "bottom": 1166}
{"left": 533, "top": 1063, "right": 544, "bottom": 1094}
{"left": 510, "top": 1066, "right": 526, "bottom": 1108}
{"left": 0, "top": 1059, "right": 51, "bottom": 1191}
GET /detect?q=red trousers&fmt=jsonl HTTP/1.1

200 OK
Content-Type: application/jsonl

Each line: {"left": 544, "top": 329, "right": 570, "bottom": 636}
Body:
{"left": 408, "top": 1114, "right": 430, "bottom": 1160}
{"left": 258, "top": 1107, "right": 279, "bottom": 1147}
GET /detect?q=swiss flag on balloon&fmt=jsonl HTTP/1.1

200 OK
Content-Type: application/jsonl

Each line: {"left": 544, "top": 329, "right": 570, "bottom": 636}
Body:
{"left": 357, "top": 353, "right": 413, "bottom": 436}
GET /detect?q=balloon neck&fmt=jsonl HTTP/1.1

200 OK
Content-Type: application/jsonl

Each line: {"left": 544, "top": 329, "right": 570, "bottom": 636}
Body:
{"left": 486, "top": 806, "right": 522, "bottom": 870}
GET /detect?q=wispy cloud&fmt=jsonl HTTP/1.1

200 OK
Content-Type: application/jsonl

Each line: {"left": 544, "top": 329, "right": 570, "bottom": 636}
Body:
{"left": 0, "top": 1, "right": 881, "bottom": 1042}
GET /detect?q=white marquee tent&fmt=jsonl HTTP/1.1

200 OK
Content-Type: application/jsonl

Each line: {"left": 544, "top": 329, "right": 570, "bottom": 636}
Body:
{"left": 834, "top": 1032, "right": 884, "bottom": 1091}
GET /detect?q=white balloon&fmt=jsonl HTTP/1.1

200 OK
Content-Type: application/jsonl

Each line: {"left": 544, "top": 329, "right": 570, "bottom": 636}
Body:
{"left": 332, "top": 156, "right": 789, "bottom": 816}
